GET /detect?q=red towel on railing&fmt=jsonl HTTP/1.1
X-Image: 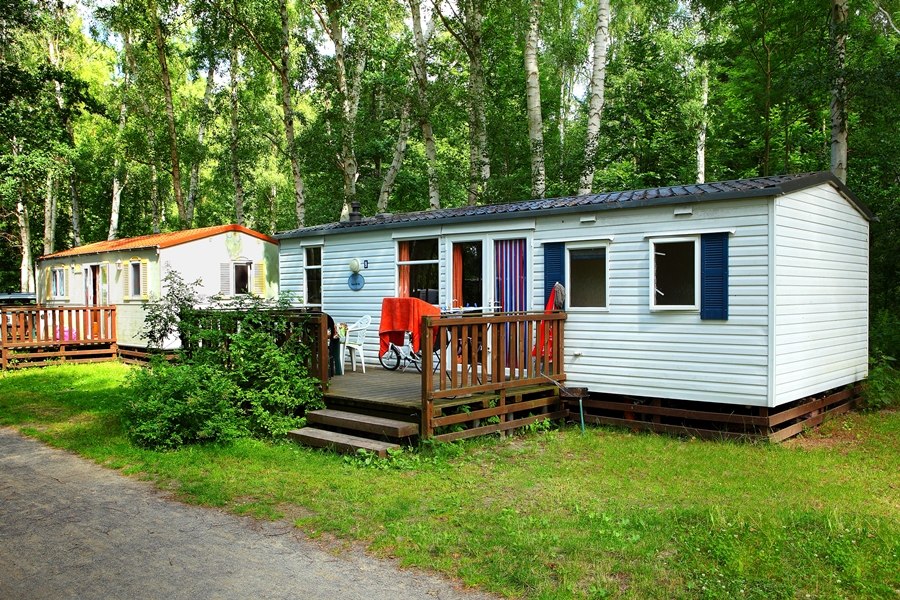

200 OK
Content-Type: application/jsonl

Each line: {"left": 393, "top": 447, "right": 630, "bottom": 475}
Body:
{"left": 379, "top": 297, "right": 441, "bottom": 355}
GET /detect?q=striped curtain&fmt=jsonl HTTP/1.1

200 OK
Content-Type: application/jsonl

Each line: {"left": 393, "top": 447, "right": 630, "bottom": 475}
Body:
{"left": 494, "top": 239, "right": 527, "bottom": 312}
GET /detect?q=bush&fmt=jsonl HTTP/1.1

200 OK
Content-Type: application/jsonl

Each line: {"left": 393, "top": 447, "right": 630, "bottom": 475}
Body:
{"left": 122, "top": 359, "right": 247, "bottom": 450}
{"left": 861, "top": 353, "right": 900, "bottom": 411}
{"left": 123, "top": 298, "right": 323, "bottom": 448}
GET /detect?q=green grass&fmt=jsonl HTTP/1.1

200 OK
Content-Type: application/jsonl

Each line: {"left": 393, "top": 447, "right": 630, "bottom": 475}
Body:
{"left": 1, "top": 362, "right": 898, "bottom": 599}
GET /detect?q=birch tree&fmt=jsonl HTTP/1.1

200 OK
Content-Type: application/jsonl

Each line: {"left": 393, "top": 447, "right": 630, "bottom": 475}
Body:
{"left": 435, "top": 0, "right": 490, "bottom": 205}
{"left": 525, "top": 0, "right": 546, "bottom": 199}
{"left": 147, "top": 0, "right": 187, "bottom": 225}
{"left": 409, "top": 0, "right": 440, "bottom": 209}
{"left": 578, "top": 0, "right": 610, "bottom": 195}
{"left": 315, "top": 1, "right": 369, "bottom": 220}
{"left": 830, "top": 0, "right": 848, "bottom": 183}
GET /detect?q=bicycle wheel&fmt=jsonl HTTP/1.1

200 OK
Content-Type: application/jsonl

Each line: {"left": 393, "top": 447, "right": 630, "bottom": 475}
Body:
{"left": 379, "top": 346, "right": 401, "bottom": 370}
{"left": 412, "top": 351, "right": 423, "bottom": 373}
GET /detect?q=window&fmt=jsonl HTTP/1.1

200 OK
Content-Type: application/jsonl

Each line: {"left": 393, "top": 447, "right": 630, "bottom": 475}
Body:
{"left": 51, "top": 267, "right": 67, "bottom": 298}
{"left": 397, "top": 238, "right": 438, "bottom": 300}
{"left": 650, "top": 237, "right": 699, "bottom": 310}
{"left": 130, "top": 261, "right": 142, "bottom": 298}
{"left": 567, "top": 245, "right": 607, "bottom": 309}
{"left": 234, "top": 263, "right": 251, "bottom": 295}
{"left": 649, "top": 234, "right": 729, "bottom": 317}
{"left": 304, "top": 247, "right": 322, "bottom": 306}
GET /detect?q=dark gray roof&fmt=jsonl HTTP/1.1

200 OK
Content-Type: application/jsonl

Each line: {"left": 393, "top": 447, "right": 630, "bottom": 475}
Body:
{"left": 275, "top": 171, "right": 872, "bottom": 239}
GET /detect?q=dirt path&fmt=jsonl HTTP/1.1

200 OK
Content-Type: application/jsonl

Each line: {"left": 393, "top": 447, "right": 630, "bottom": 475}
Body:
{"left": 0, "top": 428, "right": 494, "bottom": 600}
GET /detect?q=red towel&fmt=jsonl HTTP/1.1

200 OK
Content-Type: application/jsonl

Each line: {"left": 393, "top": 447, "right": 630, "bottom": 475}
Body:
{"left": 379, "top": 297, "right": 441, "bottom": 355}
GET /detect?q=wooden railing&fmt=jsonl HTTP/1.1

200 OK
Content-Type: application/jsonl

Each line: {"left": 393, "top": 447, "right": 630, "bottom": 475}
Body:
{"left": 179, "top": 308, "right": 330, "bottom": 387}
{"left": 1, "top": 305, "right": 117, "bottom": 347}
{"left": 420, "top": 311, "right": 567, "bottom": 438}
{"left": 1, "top": 305, "right": 118, "bottom": 369}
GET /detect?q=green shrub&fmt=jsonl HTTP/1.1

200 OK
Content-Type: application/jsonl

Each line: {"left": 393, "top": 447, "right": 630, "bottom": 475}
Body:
{"left": 861, "top": 353, "right": 900, "bottom": 411}
{"left": 229, "top": 327, "right": 323, "bottom": 437}
{"left": 122, "top": 359, "right": 248, "bottom": 450}
{"left": 870, "top": 308, "right": 900, "bottom": 360}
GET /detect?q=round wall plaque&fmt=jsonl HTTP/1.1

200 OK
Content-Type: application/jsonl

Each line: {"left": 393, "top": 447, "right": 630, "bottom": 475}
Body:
{"left": 348, "top": 273, "right": 365, "bottom": 291}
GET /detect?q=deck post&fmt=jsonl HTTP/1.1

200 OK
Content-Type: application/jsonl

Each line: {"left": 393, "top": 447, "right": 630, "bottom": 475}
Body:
{"left": 421, "top": 315, "right": 434, "bottom": 440}
{"left": 318, "top": 313, "right": 329, "bottom": 387}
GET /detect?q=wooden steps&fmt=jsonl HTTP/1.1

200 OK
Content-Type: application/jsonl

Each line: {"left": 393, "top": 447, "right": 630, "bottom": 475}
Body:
{"left": 288, "top": 409, "right": 418, "bottom": 457}
{"left": 287, "top": 427, "right": 400, "bottom": 458}
{"left": 307, "top": 409, "right": 418, "bottom": 437}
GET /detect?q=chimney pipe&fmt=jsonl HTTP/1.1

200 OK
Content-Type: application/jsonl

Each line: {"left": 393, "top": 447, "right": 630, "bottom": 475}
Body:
{"left": 349, "top": 201, "right": 362, "bottom": 223}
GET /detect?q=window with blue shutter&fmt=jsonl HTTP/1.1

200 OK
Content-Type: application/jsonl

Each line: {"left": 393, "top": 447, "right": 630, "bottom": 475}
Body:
{"left": 544, "top": 242, "right": 565, "bottom": 306}
{"left": 700, "top": 232, "right": 729, "bottom": 320}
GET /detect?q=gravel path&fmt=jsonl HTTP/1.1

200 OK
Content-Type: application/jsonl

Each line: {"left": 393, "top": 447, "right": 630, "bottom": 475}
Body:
{"left": 0, "top": 428, "right": 495, "bottom": 600}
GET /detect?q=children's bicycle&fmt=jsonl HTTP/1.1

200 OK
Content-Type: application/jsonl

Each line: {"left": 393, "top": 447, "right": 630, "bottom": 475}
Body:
{"left": 378, "top": 332, "right": 439, "bottom": 373}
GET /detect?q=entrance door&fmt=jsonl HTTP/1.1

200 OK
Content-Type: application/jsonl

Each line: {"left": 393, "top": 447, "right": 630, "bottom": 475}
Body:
{"left": 494, "top": 239, "right": 527, "bottom": 312}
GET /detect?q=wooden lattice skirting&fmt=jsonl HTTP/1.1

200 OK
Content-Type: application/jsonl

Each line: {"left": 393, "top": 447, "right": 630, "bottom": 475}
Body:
{"left": 1, "top": 343, "right": 118, "bottom": 369}
{"left": 117, "top": 345, "right": 178, "bottom": 366}
{"left": 565, "top": 386, "right": 861, "bottom": 442}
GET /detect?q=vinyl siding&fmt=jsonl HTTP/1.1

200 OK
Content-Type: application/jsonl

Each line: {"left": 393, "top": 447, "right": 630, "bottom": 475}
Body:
{"left": 772, "top": 183, "right": 869, "bottom": 406}
{"left": 280, "top": 231, "right": 401, "bottom": 369}
{"left": 533, "top": 198, "right": 772, "bottom": 406}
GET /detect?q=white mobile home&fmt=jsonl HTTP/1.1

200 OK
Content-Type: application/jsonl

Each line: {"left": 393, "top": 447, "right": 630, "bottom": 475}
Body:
{"left": 277, "top": 172, "right": 871, "bottom": 410}
{"left": 37, "top": 224, "right": 280, "bottom": 348}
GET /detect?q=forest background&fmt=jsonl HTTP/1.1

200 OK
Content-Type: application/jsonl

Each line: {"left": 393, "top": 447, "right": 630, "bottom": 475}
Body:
{"left": 1, "top": 0, "right": 898, "bottom": 356}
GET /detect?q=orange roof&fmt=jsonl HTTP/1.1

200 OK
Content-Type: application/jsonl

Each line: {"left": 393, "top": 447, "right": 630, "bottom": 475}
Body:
{"left": 41, "top": 225, "right": 278, "bottom": 260}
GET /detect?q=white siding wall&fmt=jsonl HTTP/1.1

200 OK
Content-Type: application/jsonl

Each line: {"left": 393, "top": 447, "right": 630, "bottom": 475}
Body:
{"left": 533, "top": 198, "right": 772, "bottom": 406}
{"left": 280, "top": 231, "right": 400, "bottom": 368}
{"left": 159, "top": 232, "right": 279, "bottom": 300}
{"left": 772, "top": 183, "right": 869, "bottom": 406}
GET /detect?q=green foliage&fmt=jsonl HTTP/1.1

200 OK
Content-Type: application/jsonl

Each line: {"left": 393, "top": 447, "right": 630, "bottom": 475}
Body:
{"left": 130, "top": 289, "right": 322, "bottom": 447}
{"left": 140, "top": 269, "right": 202, "bottom": 348}
{"left": 122, "top": 358, "right": 247, "bottom": 450}
{"left": 862, "top": 353, "right": 900, "bottom": 411}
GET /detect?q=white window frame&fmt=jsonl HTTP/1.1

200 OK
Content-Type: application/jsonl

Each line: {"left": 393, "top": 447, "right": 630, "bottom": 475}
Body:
{"left": 649, "top": 236, "right": 700, "bottom": 311}
{"left": 232, "top": 261, "right": 253, "bottom": 296}
{"left": 51, "top": 267, "right": 67, "bottom": 299}
{"left": 396, "top": 237, "right": 439, "bottom": 298}
{"left": 565, "top": 241, "right": 610, "bottom": 312}
{"left": 303, "top": 246, "right": 323, "bottom": 307}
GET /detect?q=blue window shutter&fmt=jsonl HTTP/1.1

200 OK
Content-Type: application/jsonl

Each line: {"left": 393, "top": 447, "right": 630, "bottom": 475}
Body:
{"left": 544, "top": 242, "right": 565, "bottom": 306}
{"left": 701, "top": 233, "right": 729, "bottom": 320}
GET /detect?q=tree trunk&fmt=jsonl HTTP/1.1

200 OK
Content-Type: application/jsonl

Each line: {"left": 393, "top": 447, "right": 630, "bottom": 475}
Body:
{"left": 278, "top": 0, "right": 306, "bottom": 227}
{"left": 44, "top": 173, "right": 56, "bottom": 255}
{"left": 108, "top": 95, "right": 128, "bottom": 240}
{"left": 578, "top": 0, "right": 610, "bottom": 195}
{"left": 452, "top": 0, "right": 490, "bottom": 205}
{"left": 17, "top": 200, "right": 34, "bottom": 293}
{"left": 186, "top": 61, "right": 216, "bottom": 227}
{"left": 47, "top": 30, "right": 80, "bottom": 246}
{"left": 150, "top": 165, "right": 161, "bottom": 234}
{"left": 327, "top": 3, "right": 367, "bottom": 221}
{"left": 696, "top": 64, "right": 708, "bottom": 184}
{"left": 410, "top": 0, "right": 440, "bottom": 210}
{"left": 230, "top": 42, "right": 245, "bottom": 226}
{"left": 148, "top": 0, "right": 186, "bottom": 225}
{"left": 268, "top": 183, "right": 278, "bottom": 235}
{"left": 378, "top": 99, "right": 412, "bottom": 212}
{"left": 830, "top": 0, "right": 848, "bottom": 183}
{"left": 525, "top": 0, "right": 546, "bottom": 199}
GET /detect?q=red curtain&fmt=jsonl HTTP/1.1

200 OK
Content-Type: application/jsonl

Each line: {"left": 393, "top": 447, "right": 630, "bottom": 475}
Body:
{"left": 397, "top": 242, "right": 411, "bottom": 297}
{"left": 452, "top": 244, "right": 464, "bottom": 309}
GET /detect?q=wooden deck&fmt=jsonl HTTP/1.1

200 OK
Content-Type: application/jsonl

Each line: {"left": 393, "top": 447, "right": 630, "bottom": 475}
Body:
{"left": 325, "top": 368, "right": 510, "bottom": 420}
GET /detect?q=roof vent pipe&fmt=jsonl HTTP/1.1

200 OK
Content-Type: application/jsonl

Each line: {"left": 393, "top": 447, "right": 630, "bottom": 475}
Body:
{"left": 349, "top": 201, "right": 362, "bottom": 223}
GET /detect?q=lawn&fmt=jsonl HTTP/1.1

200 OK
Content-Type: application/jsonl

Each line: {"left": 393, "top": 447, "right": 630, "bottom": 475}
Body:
{"left": 1, "top": 362, "right": 897, "bottom": 599}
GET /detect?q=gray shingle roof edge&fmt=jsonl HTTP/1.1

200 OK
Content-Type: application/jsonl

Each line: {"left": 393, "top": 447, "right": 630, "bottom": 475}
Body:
{"left": 275, "top": 171, "right": 874, "bottom": 239}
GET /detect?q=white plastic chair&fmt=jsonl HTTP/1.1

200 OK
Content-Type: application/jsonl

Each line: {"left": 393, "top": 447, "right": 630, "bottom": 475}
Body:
{"left": 342, "top": 314, "right": 371, "bottom": 373}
